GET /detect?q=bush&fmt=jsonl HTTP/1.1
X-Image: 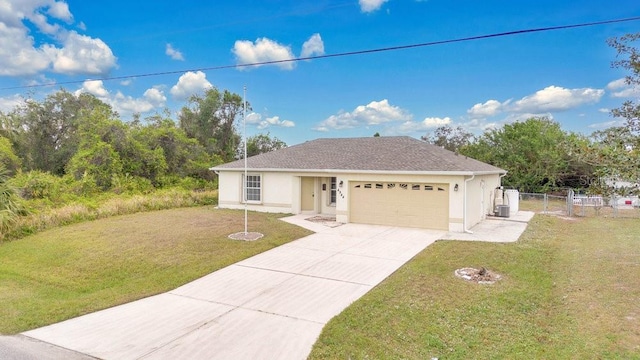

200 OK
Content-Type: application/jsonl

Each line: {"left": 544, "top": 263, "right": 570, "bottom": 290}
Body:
{"left": 67, "top": 141, "right": 123, "bottom": 190}
{"left": 0, "top": 166, "right": 27, "bottom": 236}
{"left": 111, "top": 174, "right": 155, "bottom": 195}
{"left": 10, "top": 171, "right": 63, "bottom": 200}
{"left": 0, "top": 136, "right": 21, "bottom": 175}
{"left": 157, "top": 175, "right": 216, "bottom": 191}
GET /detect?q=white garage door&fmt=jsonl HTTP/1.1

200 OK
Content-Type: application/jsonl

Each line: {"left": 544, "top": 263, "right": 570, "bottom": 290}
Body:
{"left": 350, "top": 181, "right": 449, "bottom": 230}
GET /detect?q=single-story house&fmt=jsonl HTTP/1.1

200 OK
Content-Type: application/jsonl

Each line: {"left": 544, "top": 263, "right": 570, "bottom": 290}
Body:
{"left": 211, "top": 136, "right": 506, "bottom": 232}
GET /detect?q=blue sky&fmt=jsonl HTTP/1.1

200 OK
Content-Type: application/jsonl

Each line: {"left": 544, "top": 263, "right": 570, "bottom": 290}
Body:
{"left": 1, "top": 0, "right": 640, "bottom": 146}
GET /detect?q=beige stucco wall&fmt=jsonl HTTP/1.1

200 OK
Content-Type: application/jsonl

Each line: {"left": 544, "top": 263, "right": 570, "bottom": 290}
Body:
{"left": 464, "top": 174, "right": 502, "bottom": 230}
{"left": 217, "top": 170, "right": 502, "bottom": 232}
{"left": 217, "top": 171, "right": 295, "bottom": 213}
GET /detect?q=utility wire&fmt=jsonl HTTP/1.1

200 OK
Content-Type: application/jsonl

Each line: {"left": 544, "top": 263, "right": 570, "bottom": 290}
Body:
{"left": 2, "top": 16, "right": 640, "bottom": 92}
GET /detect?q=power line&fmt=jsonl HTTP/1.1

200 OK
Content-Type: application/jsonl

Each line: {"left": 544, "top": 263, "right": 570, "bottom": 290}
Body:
{"left": 2, "top": 16, "right": 640, "bottom": 92}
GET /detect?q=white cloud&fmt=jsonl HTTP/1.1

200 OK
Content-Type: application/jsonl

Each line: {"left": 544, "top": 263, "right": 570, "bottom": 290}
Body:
{"left": 246, "top": 112, "right": 262, "bottom": 125}
{"left": 588, "top": 120, "right": 625, "bottom": 129}
{"left": 359, "top": 0, "right": 388, "bottom": 13}
{"left": 232, "top": 37, "right": 295, "bottom": 70}
{"left": 606, "top": 78, "right": 640, "bottom": 98}
{"left": 47, "top": 1, "right": 72, "bottom": 21}
{"left": 467, "top": 99, "right": 507, "bottom": 119}
{"left": 75, "top": 80, "right": 166, "bottom": 115}
{"left": 80, "top": 79, "right": 109, "bottom": 97}
{"left": 0, "top": 23, "right": 51, "bottom": 75}
{"left": 301, "top": 33, "right": 325, "bottom": 58}
{"left": 0, "top": 1, "right": 117, "bottom": 76}
{"left": 466, "top": 85, "right": 605, "bottom": 125}
{"left": 114, "top": 88, "right": 166, "bottom": 114}
{"left": 142, "top": 88, "right": 166, "bottom": 107}
{"left": 511, "top": 85, "right": 603, "bottom": 113}
{"left": 0, "top": 94, "right": 24, "bottom": 113}
{"left": 607, "top": 78, "right": 627, "bottom": 90}
{"left": 598, "top": 108, "right": 610, "bottom": 113}
{"left": 314, "top": 99, "right": 411, "bottom": 131}
{"left": 43, "top": 31, "right": 117, "bottom": 75}
{"left": 28, "top": 11, "right": 61, "bottom": 35}
{"left": 165, "top": 43, "right": 184, "bottom": 61}
{"left": 395, "top": 117, "right": 452, "bottom": 134}
{"left": 261, "top": 116, "right": 295, "bottom": 129}
{"left": 246, "top": 113, "right": 295, "bottom": 129}
{"left": 170, "top": 71, "right": 212, "bottom": 99}
{"left": 422, "top": 116, "right": 452, "bottom": 127}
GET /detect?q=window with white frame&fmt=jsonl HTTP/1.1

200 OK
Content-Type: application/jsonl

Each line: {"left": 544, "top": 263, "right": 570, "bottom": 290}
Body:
{"left": 330, "top": 177, "right": 337, "bottom": 205}
{"left": 244, "top": 174, "right": 261, "bottom": 202}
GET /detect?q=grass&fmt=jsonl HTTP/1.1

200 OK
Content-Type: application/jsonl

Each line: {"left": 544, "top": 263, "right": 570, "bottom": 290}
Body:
{"left": 309, "top": 215, "right": 640, "bottom": 359}
{"left": 0, "top": 207, "right": 312, "bottom": 334}
{"left": 1, "top": 189, "right": 219, "bottom": 242}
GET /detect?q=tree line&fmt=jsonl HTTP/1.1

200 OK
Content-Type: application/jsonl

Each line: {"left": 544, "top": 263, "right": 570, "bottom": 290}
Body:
{"left": 0, "top": 87, "right": 286, "bottom": 192}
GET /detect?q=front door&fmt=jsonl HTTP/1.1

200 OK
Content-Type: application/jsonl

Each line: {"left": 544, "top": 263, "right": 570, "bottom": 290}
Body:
{"left": 301, "top": 177, "right": 315, "bottom": 212}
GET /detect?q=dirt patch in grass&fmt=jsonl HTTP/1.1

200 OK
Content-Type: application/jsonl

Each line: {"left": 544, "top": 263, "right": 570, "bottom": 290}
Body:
{"left": 454, "top": 267, "right": 502, "bottom": 284}
{"left": 0, "top": 207, "right": 311, "bottom": 334}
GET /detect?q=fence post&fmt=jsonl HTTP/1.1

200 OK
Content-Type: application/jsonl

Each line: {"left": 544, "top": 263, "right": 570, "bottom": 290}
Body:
{"left": 567, "top": 189, "right": 574, "bottom": 217}
{"left": 543, "top": 193, "right": 548, "bottom": 214}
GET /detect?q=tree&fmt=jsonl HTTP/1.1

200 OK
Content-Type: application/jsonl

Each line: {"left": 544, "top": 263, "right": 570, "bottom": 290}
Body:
{"left": 9, "top": 90, "right": 112, "bottom": 175}
{"left": 599, "top": 33, "right": 640, "bottom": 193}
{"left": 421, "top": 125, "right": 474, "bottom": 152}
{"left": 136, "top": 114, "right": 219, "bottom": 180}
{"left": 66, "top": 140, "right": 123, "bottom": 190}
{"left": 571, "top": 126, "right": 639, "bottom": 195}
{"left": 608, "top": 33, "right": 640, "bottom": 132}
{"left": 65, "top": 105, "right": 170, "bottom": 189}
{"left": 242, "top": 133, "right": 287, "bottom": 158}
{"left": 178, "top": 87, "right": 246, "bottom": 162}
{"left": 461, "top": 117, "right": 580, "bottom": 193}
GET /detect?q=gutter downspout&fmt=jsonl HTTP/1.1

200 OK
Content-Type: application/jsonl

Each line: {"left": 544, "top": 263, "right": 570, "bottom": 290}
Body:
{"left": 463, "top": 174, "right": 475, "bottom": 234}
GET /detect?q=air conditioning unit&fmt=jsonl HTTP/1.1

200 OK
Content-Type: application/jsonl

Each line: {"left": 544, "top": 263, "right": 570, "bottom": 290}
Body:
{"left": 495, "top": 205, "right": 510, "bottom": 218}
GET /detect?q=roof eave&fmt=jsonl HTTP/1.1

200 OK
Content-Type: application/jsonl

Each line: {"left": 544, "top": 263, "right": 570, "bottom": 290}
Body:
{"left": 210, "top": 167, "right": 507, "bottom": 176}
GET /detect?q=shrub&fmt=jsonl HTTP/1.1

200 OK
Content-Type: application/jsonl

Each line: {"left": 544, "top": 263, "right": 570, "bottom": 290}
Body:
{"left": 67, "top": 141, "right": 123, "bottom": 190}
{"left": 111, "top": 174, "right": 155, "bottom": 195}
{"left": 0, "top": 166, "right": 27, "bottom": 236}
{"left": 0, "top": 136, "right": 21, "bottom": 175}
{"left": 10, "top": 171, "right": 63, "bottom": 200}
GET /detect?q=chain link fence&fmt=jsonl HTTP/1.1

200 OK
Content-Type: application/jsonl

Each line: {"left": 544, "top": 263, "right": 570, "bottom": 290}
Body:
{"left": 517, "top": 191, "right": 640, "bottom": 218}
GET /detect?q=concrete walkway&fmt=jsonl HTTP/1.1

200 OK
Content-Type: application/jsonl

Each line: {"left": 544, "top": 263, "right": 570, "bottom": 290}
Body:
{"left": 22, "top": 219, "right": 445, "bottom": 360}
{"left": 440, "top": 211, "right": 535, "bottom": 242}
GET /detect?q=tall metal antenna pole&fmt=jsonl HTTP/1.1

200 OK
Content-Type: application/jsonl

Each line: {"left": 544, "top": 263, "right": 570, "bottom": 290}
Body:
{"left": 243, "top": 85, "right": 248, "bottom": 235}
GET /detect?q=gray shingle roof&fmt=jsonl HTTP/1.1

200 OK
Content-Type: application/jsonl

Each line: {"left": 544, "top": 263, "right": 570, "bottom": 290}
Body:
{"left": 212, "top": 136, "right": 505, "bottom": 174}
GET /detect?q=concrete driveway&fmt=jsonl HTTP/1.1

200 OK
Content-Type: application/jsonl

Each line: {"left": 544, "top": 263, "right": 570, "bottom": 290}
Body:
{"left": 23, "top": 219, "right": 444, "bottom": 360}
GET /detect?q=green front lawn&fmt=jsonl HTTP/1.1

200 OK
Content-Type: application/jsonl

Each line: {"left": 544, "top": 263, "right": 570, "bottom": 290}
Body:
{"left": 310, "top": 216, "right": 640, "bottom": 359}
{"left": 0, "top": 207, "right": 311, "bottom": 334}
